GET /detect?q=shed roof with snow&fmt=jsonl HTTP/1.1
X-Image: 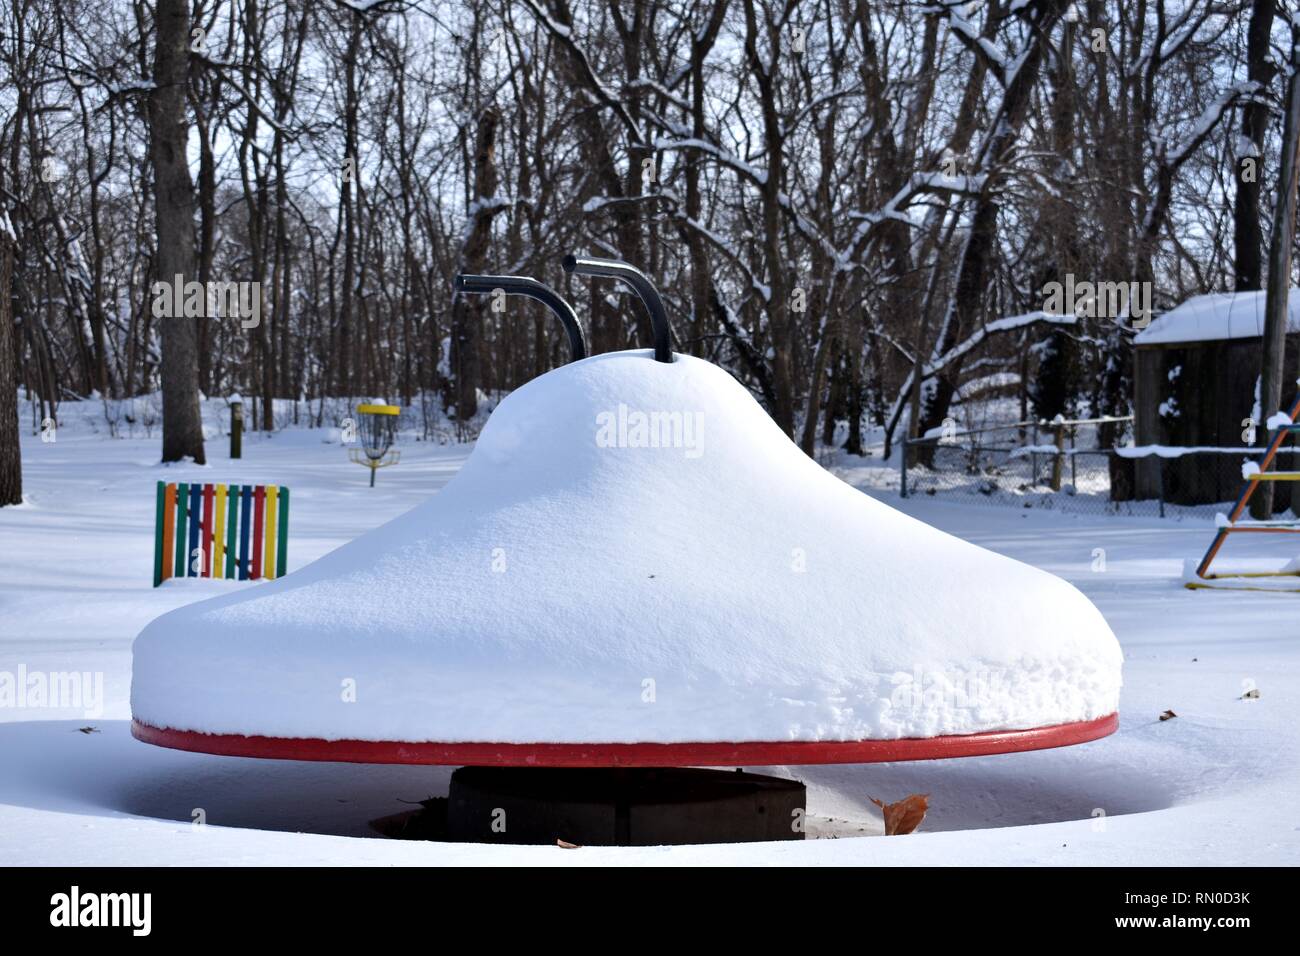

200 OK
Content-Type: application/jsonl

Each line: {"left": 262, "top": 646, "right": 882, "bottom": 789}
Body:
{"left": 1134, "top": 288, "right": 1300, "bottom": 347}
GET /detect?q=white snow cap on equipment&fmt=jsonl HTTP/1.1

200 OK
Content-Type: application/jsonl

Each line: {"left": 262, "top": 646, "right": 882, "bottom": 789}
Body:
{"left": 132, "top": 351, "right": 1122, "bottom": 745}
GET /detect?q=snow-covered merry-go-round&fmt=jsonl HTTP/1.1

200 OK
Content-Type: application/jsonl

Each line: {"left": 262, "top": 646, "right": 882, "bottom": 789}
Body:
{"left": 130, "top": 258, "right": 1122, "bottom": 845}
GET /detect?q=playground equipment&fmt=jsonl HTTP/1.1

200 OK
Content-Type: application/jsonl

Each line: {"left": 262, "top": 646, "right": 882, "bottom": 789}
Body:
{"left": 133, "top": 256, "right": 1119, "bottom": 845}
{"left": 561, "top": 255, "right": 672, "bottom": 362}
{"left": 349, "top": 403, "right": 401, "bottom": 487}
{"left": 453, "top": 273, "right": 587, "bottom": 361}
{"left": 153, "top": 481, "right": 289, "bottom": 587}
{"left": 1190, "top": 389, "right": 1300, "bottom": 591}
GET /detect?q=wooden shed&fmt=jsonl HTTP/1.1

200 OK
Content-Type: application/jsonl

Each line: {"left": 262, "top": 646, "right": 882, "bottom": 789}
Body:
{"left": 1132, "top": 289, "right": 1300, "bottom": 507}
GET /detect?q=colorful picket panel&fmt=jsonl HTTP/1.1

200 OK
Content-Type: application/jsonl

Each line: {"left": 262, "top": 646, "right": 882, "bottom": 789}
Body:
{"left": 153, "top": 481, "right": 290, "bottom": 587}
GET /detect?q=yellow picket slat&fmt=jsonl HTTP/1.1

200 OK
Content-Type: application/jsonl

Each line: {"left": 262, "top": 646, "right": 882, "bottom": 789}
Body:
{"left": 212, "top": 484, "right": 227, "bottom": 579}
{"left": 264, "top": 485, "right": 279, "bottom": 579}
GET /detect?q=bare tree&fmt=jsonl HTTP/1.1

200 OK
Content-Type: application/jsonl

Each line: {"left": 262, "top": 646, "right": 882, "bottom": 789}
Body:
{"left": 1254, "top": 22, "right": 1300, "bottom": 520}
{"left": 0, "top": 201, "right": 20, "bottom": 506}
{"left": 451, "top": 104, "right": 503, "bottom": 422}
{"left": 148, "top": 0, "right": 205, "bottom": 463}
{"left": 1234, "top": 0, "right": 1275, "bottom": 292}
{"left": 0, "top": 0, "right": 1288, "bottom": 472}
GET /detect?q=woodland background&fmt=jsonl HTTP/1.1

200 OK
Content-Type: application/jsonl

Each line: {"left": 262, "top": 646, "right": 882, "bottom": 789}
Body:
{"left": 0, "top": 0, "right": 1297, "bottom": 498}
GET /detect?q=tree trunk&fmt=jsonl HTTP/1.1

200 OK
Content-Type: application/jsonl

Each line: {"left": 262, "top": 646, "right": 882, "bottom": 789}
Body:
{"left": 743, "top": 0, "right": 794, "bottom": 436}
{"left": 918, "top": 0, "right": 1066, "bottom": 443}
{"left": 452, "top": 106, "right": 502, "bottom": 422}
{"left": 1252, "top": 27, "right": 1300, "bottom": 520}
{"left": 0, "top": 209, "right": 21, "bottom": 506}
{"left": 194, "top": 97, "right": 217, "bottom": 397}
{"left": 1233, "top": 0, "right": 1275, "bottom": 292}
{"left": 148, "top": 0, "right": 205, "bottom": 464}
{"left": 684, "top": 4, "right": 728, "bottom": 353}
{"left": 336, "top": 10, "right": 362, "bottom": 400}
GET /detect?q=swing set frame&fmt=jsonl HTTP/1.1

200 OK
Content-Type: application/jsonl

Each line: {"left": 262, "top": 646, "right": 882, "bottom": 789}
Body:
{"left": 1191, "top": 390, "right": 1300, "bottom": 591}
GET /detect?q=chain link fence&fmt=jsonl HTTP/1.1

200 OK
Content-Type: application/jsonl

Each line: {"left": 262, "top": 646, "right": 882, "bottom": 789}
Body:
{"left": 900, "top": 416, "right": 1293, "bottom": 518}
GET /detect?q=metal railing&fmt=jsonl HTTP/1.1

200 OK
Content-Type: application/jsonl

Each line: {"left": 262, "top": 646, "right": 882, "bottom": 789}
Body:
{"left": 897, "top": 416, "right": 1294, "bottom": 517}
{"left": 902, "top": 416, "right": 1128, "bottom": 492}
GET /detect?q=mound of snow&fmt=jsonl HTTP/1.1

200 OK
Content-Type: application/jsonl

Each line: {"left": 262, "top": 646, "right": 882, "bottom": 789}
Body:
{"left": 132, "top": 351, "right": 1122, "bottom": 745}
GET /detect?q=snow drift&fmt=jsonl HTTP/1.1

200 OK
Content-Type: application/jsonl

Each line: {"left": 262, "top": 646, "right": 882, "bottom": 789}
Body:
{"left": 131, "top": 351, "right": 1122, "bottom": 745}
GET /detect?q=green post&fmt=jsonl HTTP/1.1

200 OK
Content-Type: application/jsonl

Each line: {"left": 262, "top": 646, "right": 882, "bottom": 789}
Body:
{"left": 153, "top": 481, "right": 166, "bottom": 587}
{"left": 1049, "top": 423, "right": 1062, "bottom": 491}
{"left": 230, "top": 395, "right": 243, "bottom": 459}
{"left": 276, "top": 487, "right": 290, "bottom": 576}
{"left": 900, "top": 440, "right": 909, "bottom": 498}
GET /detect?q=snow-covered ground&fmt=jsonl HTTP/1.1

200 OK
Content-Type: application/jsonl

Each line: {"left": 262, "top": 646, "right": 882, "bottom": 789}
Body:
{"left": 2, "top": 416, "right": 1298, "bottom": 865}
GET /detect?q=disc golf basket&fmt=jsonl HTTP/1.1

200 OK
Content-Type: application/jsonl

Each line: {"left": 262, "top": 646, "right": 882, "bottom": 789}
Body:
{"left": 349, "top": 403, "right": 401, "bottom": 487}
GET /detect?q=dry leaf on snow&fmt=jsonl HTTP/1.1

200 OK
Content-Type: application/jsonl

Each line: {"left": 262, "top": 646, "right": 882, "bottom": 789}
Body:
{"left": 870, "top": 793, "right": 929, "bottom": 835}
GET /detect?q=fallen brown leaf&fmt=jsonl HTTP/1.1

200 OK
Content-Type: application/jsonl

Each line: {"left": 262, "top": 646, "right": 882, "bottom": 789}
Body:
{"left": 1159, "top": 709, "right": 1177, "bottom": 721}
{"left": 869, "top": 793, "right": 929, "bottom": 835}
{"left": 556, "top": 839, "right": 581, "bottom": 849}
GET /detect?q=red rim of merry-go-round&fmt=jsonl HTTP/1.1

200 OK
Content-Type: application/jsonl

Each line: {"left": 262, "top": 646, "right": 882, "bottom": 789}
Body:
{"left": 131, "top": 713, "right": 1118, "bottom": 767}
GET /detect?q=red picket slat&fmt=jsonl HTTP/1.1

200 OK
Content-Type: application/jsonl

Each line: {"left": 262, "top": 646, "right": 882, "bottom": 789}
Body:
{"left": 251, "top": 485, "right": 266, "bottom": 579}
{"left": 201, "top": 483, "right": 215, "bottom": 577}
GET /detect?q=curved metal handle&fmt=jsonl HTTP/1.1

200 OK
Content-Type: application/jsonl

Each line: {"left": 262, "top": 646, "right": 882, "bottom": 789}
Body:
{"left": 454, "top": 274, "right": 587, "bottom": 362}
{"left": 562, "top": 255, "right": 674, "bottom": 363}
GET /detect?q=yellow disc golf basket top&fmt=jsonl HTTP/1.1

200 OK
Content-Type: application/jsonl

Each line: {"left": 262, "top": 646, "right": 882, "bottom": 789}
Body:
{"left": 350, "top": 403, "right": 401, "bottom": 487}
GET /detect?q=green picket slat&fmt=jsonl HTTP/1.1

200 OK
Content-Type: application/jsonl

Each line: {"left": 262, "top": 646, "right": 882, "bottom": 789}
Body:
{"left": 153, "top": 481, "right": 166, "bottom": 587}
{"left": 174, "top": 482, "right": 189, "bottom": 579}
{"left": 226, "top": 485, "right": 239, "bottom": 579}
{"left": 276, "top": 488, "right": 290, "bottom": 577}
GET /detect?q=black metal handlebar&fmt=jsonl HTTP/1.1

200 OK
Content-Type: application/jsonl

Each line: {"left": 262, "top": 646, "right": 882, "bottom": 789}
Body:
{"left": 454, "top": 274, "right": 587, "bottom": 362}
{"left": 562, "top": 255, "right": 674, "bottom": 363}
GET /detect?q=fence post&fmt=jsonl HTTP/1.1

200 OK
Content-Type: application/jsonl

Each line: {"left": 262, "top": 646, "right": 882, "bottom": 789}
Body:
{"left": 900, "top": 440, "right": 909, "bottom": 498}
{"left": 230, "top": 393, "right": 243, "bottom": 460}
{"left": 1051, "top": 419, "right": 1065, "bottom": 491}
{"left": 1070, "top": 427, "right": 1077, "bottom": 489}
{"left": 1031, "top": 421, "right": 1039, "bottom": 485}
{"left": 1158, "top": 457, "right": 1166, "bottom": 519}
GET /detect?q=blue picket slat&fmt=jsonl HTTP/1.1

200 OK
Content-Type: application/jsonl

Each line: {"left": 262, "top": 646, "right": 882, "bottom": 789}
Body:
{"left": 239, "top": 485, "right": 252, "bottom": 580}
